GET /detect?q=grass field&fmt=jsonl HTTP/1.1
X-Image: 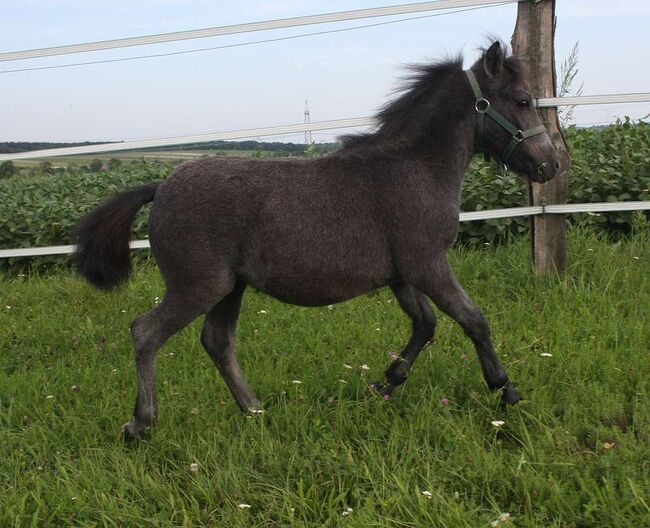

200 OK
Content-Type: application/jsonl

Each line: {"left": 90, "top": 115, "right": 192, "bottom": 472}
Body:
{"left": 1, "top": 228, "right": 648, "bottom": 527}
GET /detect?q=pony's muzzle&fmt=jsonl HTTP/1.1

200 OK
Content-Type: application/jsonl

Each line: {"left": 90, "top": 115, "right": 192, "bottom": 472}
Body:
{"left": 536, "top": 159, "right": 561, "bottom": 183}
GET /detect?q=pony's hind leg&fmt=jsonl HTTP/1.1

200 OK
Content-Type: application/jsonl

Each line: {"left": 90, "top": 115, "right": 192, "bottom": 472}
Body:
{"left": 372, "top": 283, "right": 437, "bottom": 397}
{"left": 123, "top": 282, "right": 234, "bottom": 440}
{"left": 200, "top": 280, "right": 261, "bottom": 413}
{"left": 415, "top": 257, "right": 521, "bottom": 404}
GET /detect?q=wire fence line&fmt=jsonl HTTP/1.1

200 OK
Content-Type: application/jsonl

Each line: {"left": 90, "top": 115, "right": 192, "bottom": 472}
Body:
{"left": 0, "top": 0, "right": 522, "bottom": 63}
{"left": 2, "top": 91, "right": 649, "bottom": 162}
{"left": 1, "top": 202, "right": 648, "bottom": 260}
{"left": 0, "top": 4, "right": 511, "bottom": 74}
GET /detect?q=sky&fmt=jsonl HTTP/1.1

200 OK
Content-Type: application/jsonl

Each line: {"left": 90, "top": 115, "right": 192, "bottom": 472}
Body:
{"left": 1, "top": 0, "right": 649, "bottom": 144}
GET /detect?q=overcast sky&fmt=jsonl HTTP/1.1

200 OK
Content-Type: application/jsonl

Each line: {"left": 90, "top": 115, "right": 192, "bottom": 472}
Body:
{"left": 2, "top": 0, "right": 649, "bottom": 143}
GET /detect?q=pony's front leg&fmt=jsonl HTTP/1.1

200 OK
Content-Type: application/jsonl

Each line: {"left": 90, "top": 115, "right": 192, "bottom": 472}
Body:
{"left": 413, "top": 257, "right": 522, "bottom": 404}
{"left": 371, "top": 282, "right": 436, "bottom": 397}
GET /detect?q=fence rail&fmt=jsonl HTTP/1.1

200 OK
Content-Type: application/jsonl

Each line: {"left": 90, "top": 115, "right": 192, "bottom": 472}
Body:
{"left": 1, "top": 91, "right": 649, "bottom": 162}
{"left": 1, "top": 201, "right": 648, "bottom": 259}
{"left": 0, "top": 0, "right": 521, "bottom": 62}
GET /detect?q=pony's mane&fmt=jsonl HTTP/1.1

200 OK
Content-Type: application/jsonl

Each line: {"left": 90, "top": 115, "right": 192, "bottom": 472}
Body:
{"left": 339, "top": 44, "right": 525, "bottom": 150}
{"left": 340, "top": 56, "right": 463, "bottom": 149}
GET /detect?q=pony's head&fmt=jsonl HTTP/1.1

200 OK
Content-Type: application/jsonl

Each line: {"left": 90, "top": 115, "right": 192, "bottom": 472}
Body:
{"left": 467, "top": 41, "right": 560, "bottom": 182}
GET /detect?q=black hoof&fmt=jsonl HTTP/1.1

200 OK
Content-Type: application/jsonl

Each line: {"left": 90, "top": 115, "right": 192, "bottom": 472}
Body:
{"left": 122, "top": 420, "right": 148, "bottom": 441}
{"left": 369, "top": 380, "right": 393, "bottom": 399}
{"left": 501, "top": 384, "right": 522, "bottom": 405}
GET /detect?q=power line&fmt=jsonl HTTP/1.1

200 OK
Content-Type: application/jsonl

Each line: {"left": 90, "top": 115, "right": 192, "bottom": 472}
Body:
{"left": 0, "top": 0, "right": 519, "bottom": 63}
{"left": 0, "top": 4, "right": 511, "bottom": 74}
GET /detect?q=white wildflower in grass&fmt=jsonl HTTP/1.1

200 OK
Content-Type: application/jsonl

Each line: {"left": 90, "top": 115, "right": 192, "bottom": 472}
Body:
{"left": 491, "top": 420, "right": 505, "bottom": 428}
{"left": 120, "top": 309, "right": 126, "bottom": 313}
{"left": 46, "top": 395, "right": 54, "bottom": 399}
{"left": 327, "top": 305, "right": 334, "bottom": 310}
{"left": 490, "top": 513, "right": 511, "bottom": 527}
{"left": 421, "top": 490, "right": 433, "bottom": 499}
{"left": 257, "top": 310, "right": 267, "bottom": 314}
{"left": 359, "top": 364, "right": 370, "bottom": 372}
{"left": 238, "top": 503, "right": 252, "bottom": 509}
{"left": 375, "top": 327, "right": 381, "bottom": 331}
{"left": 341, "top": 507, "right": 353, "bottom": 516}
{"left": 338, "top": 379, "right": 348, "bottom": 384}
{"left": 540, "top": 352, "right": 553, "bottom": 357}
{"left": 5, "top": 306, "right": 11, "bottom": 310}
{"left": 189, "top": 463, "right": 199, "bottom": 473}
{"left": 586, "top": 248, "right": 594, "bottom": 252}
{"left": 111, "top": 368, "right": 118, "bottom": 373}
{"left": 343, "top": 364, "right": 353, "bottom": 369}
{"left": 603, "top": 442, "right": 616, "bottom": 450}
{"left": 291, "top": 380, "right": 302, "bottom": 384}
{"left": 632, "top": 256, "right": 640, "bottom": 260}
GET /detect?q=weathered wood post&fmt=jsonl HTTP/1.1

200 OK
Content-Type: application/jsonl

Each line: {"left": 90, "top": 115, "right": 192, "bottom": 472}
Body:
{"left": 511, "top": 0, "right": 571, "bottom": 274}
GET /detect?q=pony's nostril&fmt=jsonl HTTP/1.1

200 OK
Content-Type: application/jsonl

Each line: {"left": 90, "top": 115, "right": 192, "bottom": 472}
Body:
{"left": 554, "top": 160, "right": 561, "bottom": 172}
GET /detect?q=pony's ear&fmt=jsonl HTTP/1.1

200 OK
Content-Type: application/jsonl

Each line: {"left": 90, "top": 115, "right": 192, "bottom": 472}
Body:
{"left": 483, "top": 41, "right": 504, "bottom": 77}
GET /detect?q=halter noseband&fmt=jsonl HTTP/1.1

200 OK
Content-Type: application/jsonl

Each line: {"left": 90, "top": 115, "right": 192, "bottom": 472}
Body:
{"left": 464, "top": 69, "right": 546, "bottom": 165}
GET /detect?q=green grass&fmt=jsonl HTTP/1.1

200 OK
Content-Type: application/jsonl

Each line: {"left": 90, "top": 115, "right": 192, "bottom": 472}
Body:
{"left": 1, "top": 228, "right": 648, "bottom": 527}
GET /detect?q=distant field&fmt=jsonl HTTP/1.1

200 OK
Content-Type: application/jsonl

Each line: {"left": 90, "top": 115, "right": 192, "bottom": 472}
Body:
{"left": 1, "top": 229, "right": 648, "bottom": 527}
{"left": 12, "top": 149, "right": 272, "bottom": 169}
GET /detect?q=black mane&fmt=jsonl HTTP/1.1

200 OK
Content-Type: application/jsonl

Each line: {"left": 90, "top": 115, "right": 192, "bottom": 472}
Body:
{"left": 340, "top": 56, "right": 463, "bottom": 149}
{"left": 340, "top": 45, "right": 525, "bottom": 150}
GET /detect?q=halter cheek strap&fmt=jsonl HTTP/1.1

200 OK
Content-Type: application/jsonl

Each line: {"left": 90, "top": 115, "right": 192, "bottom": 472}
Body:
{"left": 464, "top": 69, "right": 546, "bottom": 164}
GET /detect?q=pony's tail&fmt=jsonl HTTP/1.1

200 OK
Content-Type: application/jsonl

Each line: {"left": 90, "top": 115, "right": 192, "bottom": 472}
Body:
{"left": 75, "top": 183, "right": 159, "bottom": 290}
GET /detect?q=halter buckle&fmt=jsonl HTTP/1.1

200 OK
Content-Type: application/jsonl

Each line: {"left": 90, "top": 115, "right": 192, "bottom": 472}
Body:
{"left": 474, "top": 98, "right": 490, "bottom": 114}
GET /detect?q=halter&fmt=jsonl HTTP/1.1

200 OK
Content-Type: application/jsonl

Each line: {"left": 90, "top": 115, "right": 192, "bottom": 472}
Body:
{"left": 464, "top": 69, "right": 546, "bottom": 165}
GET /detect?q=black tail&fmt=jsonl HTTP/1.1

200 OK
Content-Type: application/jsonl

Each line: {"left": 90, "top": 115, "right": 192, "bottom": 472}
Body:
{"left": 75, "top": 183, "right": 159, "bottom": 290}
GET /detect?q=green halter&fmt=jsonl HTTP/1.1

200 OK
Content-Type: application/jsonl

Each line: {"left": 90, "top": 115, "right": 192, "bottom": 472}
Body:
{"left": 464, "top": 69, "right": 546, "bottom": 164}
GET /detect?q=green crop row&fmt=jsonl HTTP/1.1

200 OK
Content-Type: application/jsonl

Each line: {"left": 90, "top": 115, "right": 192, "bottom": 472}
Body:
{"left": 0, "top": 120, "right": 648, "bottom": 271}
{"left": 458, "top": 119, "right": 650, "bottom": 243}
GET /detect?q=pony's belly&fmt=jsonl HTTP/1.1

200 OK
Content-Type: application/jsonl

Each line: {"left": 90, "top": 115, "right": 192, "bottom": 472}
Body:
{"left": 243, "top": 270, "right": 391, "bottom": 307}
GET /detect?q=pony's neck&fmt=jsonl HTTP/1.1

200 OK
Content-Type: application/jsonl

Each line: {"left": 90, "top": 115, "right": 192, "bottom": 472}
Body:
{"left": 350, "top": 68, "right": 476, "bottom": 170}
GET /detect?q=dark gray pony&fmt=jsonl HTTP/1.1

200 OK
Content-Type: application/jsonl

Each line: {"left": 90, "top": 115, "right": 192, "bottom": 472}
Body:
{"left": 76, "top": 41, "right": 560, "bottom": 440}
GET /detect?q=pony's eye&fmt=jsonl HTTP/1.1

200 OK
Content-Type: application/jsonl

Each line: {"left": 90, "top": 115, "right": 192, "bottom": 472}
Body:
{"left": 518, "top": 99, "right": 531, "bottom": 108}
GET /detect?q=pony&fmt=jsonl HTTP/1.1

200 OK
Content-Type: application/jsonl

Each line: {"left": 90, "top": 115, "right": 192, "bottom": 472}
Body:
{"left": 76, "top": 41, "right": 560, "bottom": 439}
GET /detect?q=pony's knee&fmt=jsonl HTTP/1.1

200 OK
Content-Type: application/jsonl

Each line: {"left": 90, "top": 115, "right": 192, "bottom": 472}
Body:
{"left": 200, "top": 321, "right": 230, "bottom": 360}
{"left": 130, "top": 312, "right": 163, "bottom": 354}
{"left": 420, "top": 311, "right": 437, "bottom": 341}
{"left": 462, "top": 308, "right": 490, "bottom": 343}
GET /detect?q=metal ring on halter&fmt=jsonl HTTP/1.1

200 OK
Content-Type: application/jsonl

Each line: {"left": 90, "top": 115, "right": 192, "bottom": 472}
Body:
{"left": 514, "top": 130, "right": 525, "bottom": 142}
{"left": 474, "top": 98, "right": 490, "bottom": 113}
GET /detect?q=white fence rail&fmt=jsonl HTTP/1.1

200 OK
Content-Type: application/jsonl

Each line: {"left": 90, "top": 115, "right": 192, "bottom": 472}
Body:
{"left": 1, "top": 0, "right": 521, "bottom": 62}
{"left": 1, "top": 201, "right": 648, "bottom": 259}
{"left": 1, "top": 91, "right": 649, "bottom": 162}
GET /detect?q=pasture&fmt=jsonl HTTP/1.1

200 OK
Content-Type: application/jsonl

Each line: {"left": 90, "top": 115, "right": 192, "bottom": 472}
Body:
{"left": 1, "top": 227, "right": 648, "bottom": 526}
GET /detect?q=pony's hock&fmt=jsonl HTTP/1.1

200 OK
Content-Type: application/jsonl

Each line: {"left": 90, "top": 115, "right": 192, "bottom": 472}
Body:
{"left": 76, "top": 40, "right": 557, "bottom": 439}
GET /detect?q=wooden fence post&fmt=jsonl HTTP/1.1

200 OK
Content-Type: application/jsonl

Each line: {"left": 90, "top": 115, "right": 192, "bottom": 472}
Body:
{"left": 511, "top": 0, "right": 571, "bottom": 274}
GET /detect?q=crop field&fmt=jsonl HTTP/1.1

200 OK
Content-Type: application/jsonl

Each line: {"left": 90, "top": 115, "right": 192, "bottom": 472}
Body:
{"left": 1, "top": 227, "right": 648, "bottom": 527}
{"left": 10, "top": 149, "right": 270, "bottom": 169}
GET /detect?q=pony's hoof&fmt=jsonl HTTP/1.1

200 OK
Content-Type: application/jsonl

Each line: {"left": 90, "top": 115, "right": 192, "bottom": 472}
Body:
{"left": 122, "top": 420, "right": 147, "bottom": 441}
{"left": 245, "top": 406, "right": 265, "bottom": 417}
{"left": 369, "top": 381, "right": 392, "bottom": 399}
{"left": 501, "top": 385, "right": 522, "bottom": 405}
